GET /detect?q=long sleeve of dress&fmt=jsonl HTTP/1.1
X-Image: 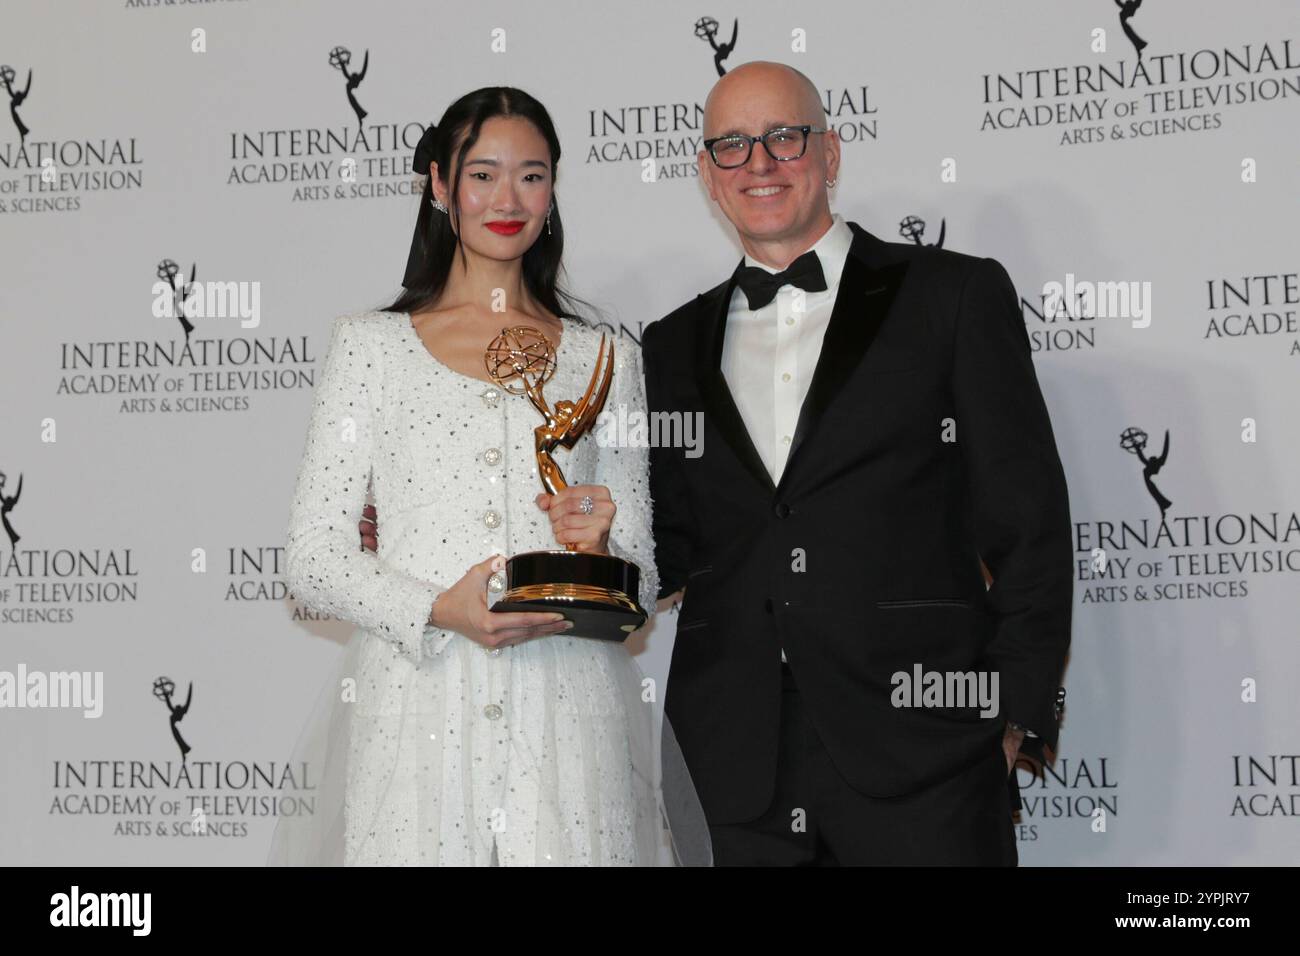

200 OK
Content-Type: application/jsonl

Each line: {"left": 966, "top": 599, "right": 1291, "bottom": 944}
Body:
{"left": 285, "top": 314, "right": 447, "bottom": 665}
{"left": 596, "top": 336, "right": 661, "bottom": 620}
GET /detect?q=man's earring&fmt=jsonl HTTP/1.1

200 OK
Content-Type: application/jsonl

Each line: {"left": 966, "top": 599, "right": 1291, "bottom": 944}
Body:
{"left": 431, "top": 196, "right": 447, "bottom": 213}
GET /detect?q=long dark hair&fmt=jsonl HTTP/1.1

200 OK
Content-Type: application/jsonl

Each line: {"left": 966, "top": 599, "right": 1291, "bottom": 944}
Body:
{"left": 384, "top": 87, "right": 594, "bottom": 323}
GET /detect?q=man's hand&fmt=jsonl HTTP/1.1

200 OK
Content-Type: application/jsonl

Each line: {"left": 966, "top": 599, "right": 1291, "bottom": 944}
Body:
{"left": 536, "top": 485, "right": 615, "bottom": 553}
{"left": 1003, "top": 723, "right": 1026, "bottom": 774}
{"left": 359, "top": 504, "right": 377, "bottom": 552}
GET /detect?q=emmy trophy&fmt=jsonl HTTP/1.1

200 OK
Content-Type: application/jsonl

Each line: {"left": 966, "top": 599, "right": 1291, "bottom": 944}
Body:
{"left": 483, "top": 326, "right": 647, "bottom": 641}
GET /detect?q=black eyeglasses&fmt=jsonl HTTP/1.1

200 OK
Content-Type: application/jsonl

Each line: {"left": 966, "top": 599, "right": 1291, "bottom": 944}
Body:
{"left": 702, "top": 125, "right": 829, "bottom": 169}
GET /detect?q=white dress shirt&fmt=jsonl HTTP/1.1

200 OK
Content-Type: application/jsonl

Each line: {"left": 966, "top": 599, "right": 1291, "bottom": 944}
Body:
{"left": 720, "top": 214, "right": 854, "bottom": 662}
{"left": 721, "top": 213, "right": 854, "bottom": 486}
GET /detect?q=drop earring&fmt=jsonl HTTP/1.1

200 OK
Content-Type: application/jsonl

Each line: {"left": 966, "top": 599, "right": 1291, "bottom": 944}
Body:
{"left": 545, "top": 202, "right": 553, "bottom": 235}
{"left": 431, "top": 196, "right": 447, "bottom": 212}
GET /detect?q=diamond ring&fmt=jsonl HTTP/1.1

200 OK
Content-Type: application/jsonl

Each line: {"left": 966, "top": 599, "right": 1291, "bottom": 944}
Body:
{"left": 579, "top": 495, "right": 594, "bottom": 515}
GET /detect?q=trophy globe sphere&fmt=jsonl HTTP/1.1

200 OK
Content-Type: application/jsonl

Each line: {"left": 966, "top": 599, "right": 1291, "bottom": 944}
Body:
{"left": 694, "top": 17, "right": 719, "bottom": 40}
{"left": 1119, "top": 426, "right": 1149, "bottom": 455}
{"left": 485, "top": 326, "right": 557, "bottom": 395}
{"left": 899, "top": 215, "right": 926, "bottom": 244}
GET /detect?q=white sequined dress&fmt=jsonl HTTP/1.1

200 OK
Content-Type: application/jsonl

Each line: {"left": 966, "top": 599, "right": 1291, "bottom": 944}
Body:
{"left": 269, "top": 310, "right": 707, "bottom": 866}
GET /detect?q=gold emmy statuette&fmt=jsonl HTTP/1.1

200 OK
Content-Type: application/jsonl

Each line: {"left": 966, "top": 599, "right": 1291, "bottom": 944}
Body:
{"left": 482, "top": 325, "right": 647, "bottom": 641}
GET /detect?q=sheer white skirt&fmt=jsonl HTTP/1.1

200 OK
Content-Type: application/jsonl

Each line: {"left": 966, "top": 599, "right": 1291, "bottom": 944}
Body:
{"left": 267, "top": 627, "right": 711, "bottom": 867}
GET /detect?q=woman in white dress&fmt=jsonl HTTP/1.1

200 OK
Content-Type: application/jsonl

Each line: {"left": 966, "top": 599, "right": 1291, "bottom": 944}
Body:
{"left": 269, "top": 87, "right": 709, "bottom": 866}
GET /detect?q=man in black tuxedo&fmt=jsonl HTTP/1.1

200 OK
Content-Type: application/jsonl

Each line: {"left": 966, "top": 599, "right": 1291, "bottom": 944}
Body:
{"left": 642, "top": 61, "right": 1073, "bottom": 865}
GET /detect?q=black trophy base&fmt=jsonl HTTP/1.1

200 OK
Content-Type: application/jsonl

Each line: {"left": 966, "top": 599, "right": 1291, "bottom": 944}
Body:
{"left": 489, "top": 549, "right": 647, "bottom": 642}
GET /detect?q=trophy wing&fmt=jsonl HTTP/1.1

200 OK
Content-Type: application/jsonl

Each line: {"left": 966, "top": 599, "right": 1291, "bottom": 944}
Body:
{"left": 560, "top": 336, "right": 614, "bottom": 448}
{"left": 1152, "top": 429, "right": 1170, "bottom": 467}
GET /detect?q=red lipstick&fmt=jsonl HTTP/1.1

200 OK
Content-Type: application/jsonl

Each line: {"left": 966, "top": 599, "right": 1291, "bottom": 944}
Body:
{"left": 486, "top": 220, "right": 526, "bottom": 235}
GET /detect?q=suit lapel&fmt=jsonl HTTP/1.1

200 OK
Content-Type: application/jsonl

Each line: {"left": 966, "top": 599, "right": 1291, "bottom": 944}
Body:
{"left": 778, "top": 225, "right": 908, "bottom": 491}
{"left": 694, "top": 265, "right": 777, "bottom": 495}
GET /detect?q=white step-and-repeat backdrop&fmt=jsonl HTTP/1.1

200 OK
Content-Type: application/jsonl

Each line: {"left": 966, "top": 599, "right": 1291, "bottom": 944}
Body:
{"left": 2, "top": 0, "right": 1297, "bottom": 865}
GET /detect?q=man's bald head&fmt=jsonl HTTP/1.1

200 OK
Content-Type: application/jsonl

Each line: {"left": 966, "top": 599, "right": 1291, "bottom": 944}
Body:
{"left": 703, "top": 61, "right": 825, "bottom": 137}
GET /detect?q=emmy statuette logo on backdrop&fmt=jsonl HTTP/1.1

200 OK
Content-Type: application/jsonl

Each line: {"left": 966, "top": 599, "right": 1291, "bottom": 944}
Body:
{"left": 0, "top": 64, "right": 32, "bottom": 141}
{"left": 899, "top": 214, "right": 946, "bottom": 249}
{"left": 0, "top": 470, "right": 22, "bottom": 547}
{"left": 152, "top": 676, "right": 193, "bottom": 763}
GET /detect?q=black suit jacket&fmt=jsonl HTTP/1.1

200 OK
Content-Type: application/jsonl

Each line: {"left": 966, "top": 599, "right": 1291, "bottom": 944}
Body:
{"left": 642, "top": 222, "right": 1073, "bottom": 825}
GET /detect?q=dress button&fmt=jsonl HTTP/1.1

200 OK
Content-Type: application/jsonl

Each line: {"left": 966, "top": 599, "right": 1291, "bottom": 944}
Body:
{"left": 483, "top": 447, "right": 502, "bottom": 466}
{"left": 485, "top": 646, "right": 503, "bottom": 657}
{"left": 773, "top": 502, "right": 791, "bottom": 518}
{"left": 481, "top": 388, "right": 501, "bottom": 408}
{"left": 483, "top": 509, "right": 501, "bottom": 529}
{"left": 483, "top": 704, "right": 503, "bottom": 720}
{"left": 785, "top": 316, "right": 795, "bottom": 326}
{"left": 487, "top": 571, "right": 505, "bottom": 593}
{"left": 781, "top": 372, "right": 791, "bottom": 382}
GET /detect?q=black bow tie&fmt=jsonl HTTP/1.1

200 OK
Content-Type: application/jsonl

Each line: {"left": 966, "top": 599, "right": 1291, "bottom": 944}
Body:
{"left": 735, "top": 250, "right": 828, "bottom": 311}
